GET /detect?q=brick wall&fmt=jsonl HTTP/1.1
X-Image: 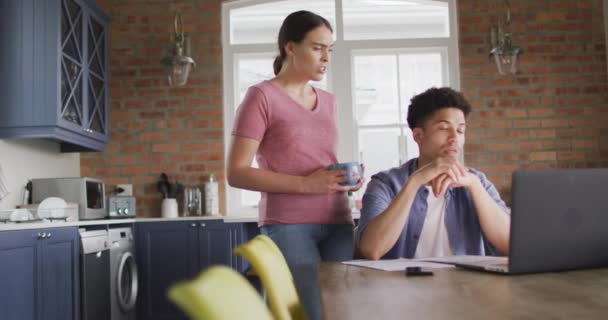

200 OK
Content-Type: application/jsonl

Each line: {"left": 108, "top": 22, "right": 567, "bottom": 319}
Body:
{"left": 82, "top": 0, "right": 608, "bottom": 216}
{"left": 82, "top": 0, "right": 224, "bottom": 216}
{"left": 459, "top": 0, "right": 608, "bottom": 203}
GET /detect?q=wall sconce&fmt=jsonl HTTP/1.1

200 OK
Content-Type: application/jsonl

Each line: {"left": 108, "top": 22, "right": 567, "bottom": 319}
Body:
{"left": 161, "top": 12, "right": 196, "bottom": 86}
{"left": 490, "top": 0, "right": 522, "bottom": 75}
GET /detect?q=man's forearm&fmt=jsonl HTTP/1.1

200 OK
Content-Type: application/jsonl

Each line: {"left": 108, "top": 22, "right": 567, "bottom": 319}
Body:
{"left": 360, "top": 178, "right": 421, "bottom": 260}
{"left": 468, "top": 179, "right": 511, "bottom": 255}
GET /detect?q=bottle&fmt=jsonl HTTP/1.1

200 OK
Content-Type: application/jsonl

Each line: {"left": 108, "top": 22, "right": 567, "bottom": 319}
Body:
{"left": 204, "top": 174, "right": 219, "bottom": 215}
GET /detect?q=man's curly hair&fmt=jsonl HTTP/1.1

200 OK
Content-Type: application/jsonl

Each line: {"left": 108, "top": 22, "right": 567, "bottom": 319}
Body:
{"left": 406, "top": 87, "right": 471, "bottom": 129}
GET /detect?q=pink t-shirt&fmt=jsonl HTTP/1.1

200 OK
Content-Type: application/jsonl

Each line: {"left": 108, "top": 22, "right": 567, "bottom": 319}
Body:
{"left": 232, "top": 80, "right": 352, "bottom": 227}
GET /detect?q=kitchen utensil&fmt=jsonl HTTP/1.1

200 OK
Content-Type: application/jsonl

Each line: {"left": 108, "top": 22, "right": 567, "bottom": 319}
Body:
{"left": 173, "top": 182, "right": 182, "bottom": 198}
{"left": 161, "top": 173, "right": 172, "bottom": 197}
{"left": 157, "top": 180, "right": 168, "bottom": 198}
{"left": 183, "top": 187, "right": 201, "bottom": 216}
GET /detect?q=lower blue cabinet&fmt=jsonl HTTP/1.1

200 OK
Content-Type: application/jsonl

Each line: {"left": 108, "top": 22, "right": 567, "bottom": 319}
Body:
{"left": 135, "top": 220, "right": 249, "bottom": 320}
{"left": 0, "top": 227, "right": 79, "bottom": 320}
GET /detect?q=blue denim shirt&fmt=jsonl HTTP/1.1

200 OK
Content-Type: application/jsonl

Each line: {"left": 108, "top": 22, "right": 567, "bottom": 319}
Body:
{"left": 357, "top": 158, "right": 510, "bottom": 258}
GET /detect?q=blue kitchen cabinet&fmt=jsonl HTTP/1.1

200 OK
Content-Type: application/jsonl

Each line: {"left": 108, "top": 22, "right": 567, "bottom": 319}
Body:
{"left": 202, "top": 221, "right": 248, "bottom": 272}
{"left": 0, "top": 227, "right": 80, "bottom": 320}
{"left": 135, "top": 220, "right": 248, "bottom": 320}
{"left": 0, "top": 0, "right": 110, "bottom": 152}
{"left": 135, "top": 221, "right": 197, "bottom": 320}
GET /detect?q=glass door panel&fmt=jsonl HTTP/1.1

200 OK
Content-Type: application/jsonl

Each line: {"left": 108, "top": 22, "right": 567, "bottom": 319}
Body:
{"left": 60, "top": 0, "right": 84, "bottom": 128}
{"left": 85, "top": 13, "right": 107, "bottom": 137}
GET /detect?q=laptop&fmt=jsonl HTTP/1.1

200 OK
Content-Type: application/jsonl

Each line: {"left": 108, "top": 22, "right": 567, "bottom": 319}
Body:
{"left": 427, "top": 168, "right": 608, "bottom": 274}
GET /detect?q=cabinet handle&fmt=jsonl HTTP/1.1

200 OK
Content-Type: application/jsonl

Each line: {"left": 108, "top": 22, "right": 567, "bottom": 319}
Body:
{"left": 37, "top": 232, "right": 42, "bottom": 239}
{"left": 47, "top": 232, "right": 52, "bottom": 239}
{"left": 38, "top": 232, "right": 47, "bottom": 239}
{"left": 190, "top": 223, "right": 197, "bottom": 227}
{"left": 200, "top": 223, "right": 206, "bottom": 227}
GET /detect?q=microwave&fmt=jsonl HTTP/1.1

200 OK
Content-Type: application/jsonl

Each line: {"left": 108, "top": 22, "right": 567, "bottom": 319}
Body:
{"left": 32, "top": 177, "right": 106, "bottom": 220}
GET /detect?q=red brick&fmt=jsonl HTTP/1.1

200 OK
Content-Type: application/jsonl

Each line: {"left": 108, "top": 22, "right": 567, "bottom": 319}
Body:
{"left": 530, "top": 152, "right": 557, "bottom": 161}
{"left": 107, "top": 155, "right": 136, "bottom": 166}
{"left": 140, "top": 132, "right": 167, "bottom": 141}
{"left": 558, "top": 151, "right": 586, "bottom": 161}
{"left": 194, "top": 154, "right": 223, "bottom": 162}
{"left": 142, "top": 155, "right": 166, "bottom": 164}
{"left": 573, "top": 140, "right": 598, "bottom": 149}
{"left": 152, "top": 144, "right": 179, "bottom": 153}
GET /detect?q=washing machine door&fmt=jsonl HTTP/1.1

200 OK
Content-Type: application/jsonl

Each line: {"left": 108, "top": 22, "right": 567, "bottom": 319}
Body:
{"left": 116, "top": 251, "right": 138, "bottom": 312}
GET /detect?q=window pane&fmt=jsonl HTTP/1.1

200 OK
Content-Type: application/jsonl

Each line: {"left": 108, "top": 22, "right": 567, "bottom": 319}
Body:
{"left": 358, "top": 127, "right": 401, "bottom": 194}
{"left": 230, "top": 0, "right": 336, "bottom": 44}
{"left": 398, "top": 52, "right": 444, "bottom": 108}
{"left": 353, "top": 55, "right": 400, "bottom": 126}
{"left": 343, "top": 0, "right": 449, "bottom": 41}
{"left": 360, "top": 127, "right": 401, "bottom": 172}
{"left": 358, "top": 127, "right": 419, "bottom": 197}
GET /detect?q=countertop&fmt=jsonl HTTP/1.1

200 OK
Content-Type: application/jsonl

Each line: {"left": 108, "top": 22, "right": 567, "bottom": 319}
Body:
{"left": 0, "top": 211, "right": 361, "bottom": 231}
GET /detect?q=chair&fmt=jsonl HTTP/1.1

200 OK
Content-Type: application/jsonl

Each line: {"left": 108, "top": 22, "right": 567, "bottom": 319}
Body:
{"left": 168, "top": 266, "right": 273, "bottom": 320}
{"left": 234, "top": 235, "right": 308, "bottom": 320}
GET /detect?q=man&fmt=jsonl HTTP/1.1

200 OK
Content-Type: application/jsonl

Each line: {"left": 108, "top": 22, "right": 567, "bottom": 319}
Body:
{"left": 358, "top": 87, "right": 510, "bottom": 260}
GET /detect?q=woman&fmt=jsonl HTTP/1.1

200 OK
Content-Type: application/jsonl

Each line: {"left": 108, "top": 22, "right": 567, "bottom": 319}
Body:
{"left": 227, "top": 10, "right": 363, "bottom": 320}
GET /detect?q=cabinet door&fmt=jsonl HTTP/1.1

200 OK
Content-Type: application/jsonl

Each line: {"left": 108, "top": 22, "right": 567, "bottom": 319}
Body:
{"left": 200, "top": 221, "right": 247, "bottom": 272}
{"left": 136, "top": 222, "right": 198, "bottom": 320}
{"left": 39, "top": 227, "right": 79, "bottom": 320}
{"left": 0, "top": 230, "right": 39, "bottom": 320}
{"left": 83, "top": 4, "right": 109, "bottom": 142}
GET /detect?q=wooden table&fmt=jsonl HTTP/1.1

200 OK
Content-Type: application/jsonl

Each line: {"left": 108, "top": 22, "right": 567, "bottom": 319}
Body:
{"left": 319, "top": 263, "right": 608, "bottom": 320}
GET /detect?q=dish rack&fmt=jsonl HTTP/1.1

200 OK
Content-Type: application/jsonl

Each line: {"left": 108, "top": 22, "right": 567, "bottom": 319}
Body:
{"left": 0, "top": 203, "right": 79, "bottom": 223}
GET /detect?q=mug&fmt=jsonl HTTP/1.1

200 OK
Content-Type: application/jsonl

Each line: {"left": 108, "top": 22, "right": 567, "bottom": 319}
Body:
{"left": 328, "top": 162, "right": 362, "bottom": 186}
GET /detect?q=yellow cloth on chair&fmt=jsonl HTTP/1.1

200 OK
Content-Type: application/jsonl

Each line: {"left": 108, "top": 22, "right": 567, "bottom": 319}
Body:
{"left": 168, "top": 266, "right": 273, "bottom": 320}
{"left": 234, "top": 234, "right": 308, "bottom": 320}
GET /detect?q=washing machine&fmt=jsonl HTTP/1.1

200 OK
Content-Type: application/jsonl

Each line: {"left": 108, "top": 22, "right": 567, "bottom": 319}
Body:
{"left": 109, "top": 227, "right": 138, "bottom": 320}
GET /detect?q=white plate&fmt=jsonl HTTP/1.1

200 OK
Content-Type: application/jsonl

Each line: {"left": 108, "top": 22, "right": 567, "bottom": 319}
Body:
{"left": 38, "top": 197, "right": 67, "bottom": 219}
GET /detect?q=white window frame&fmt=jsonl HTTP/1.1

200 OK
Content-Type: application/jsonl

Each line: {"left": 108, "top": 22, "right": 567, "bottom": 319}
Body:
{"left": 222, "top": 0, "right": 460, "bottom": 215}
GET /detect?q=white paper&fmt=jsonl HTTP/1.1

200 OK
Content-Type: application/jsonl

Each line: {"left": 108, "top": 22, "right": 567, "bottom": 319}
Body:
{"left": 342, "top": 258, "right": 454, "bottom": 271}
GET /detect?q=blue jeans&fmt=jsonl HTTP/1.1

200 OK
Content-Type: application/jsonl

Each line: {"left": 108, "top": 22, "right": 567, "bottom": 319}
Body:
{"left": 261, "top": 223, "right": 354, "bottom": 320}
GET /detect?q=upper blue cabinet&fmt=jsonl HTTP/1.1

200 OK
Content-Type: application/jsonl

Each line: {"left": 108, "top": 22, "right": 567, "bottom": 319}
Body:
{"left": 0, "top": 0, "right": 110, "bottom": 152}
